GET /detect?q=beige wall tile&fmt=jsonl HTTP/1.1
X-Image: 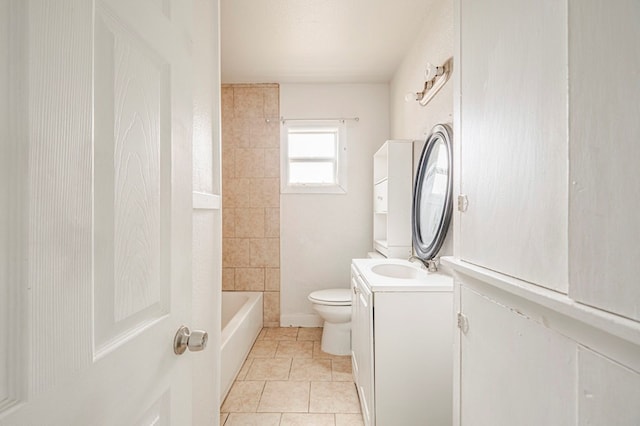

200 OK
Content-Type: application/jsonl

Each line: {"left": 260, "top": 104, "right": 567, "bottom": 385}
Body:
{"left": 250, "top": 238, "right": 280, "bottom": 267}
{"left": 264, "top": 148, "right": 280, "bottom": 178}
{"left": 263, "top": 321, "right": 280, "bottom": 328}
{"left": 234, "top": 86, "right": 264, "bottom": 118}
{"left": 251, "top": 120, "right": 280, "bottom": 148}
{"left": 246, "top": 358, "right": 292, "bottom": 381}
{"left": 275, "top": 341, "right": 314, "bottom": 358}
{"left": 236, "top": 267, "right": 265, "bottom": 291}
{"left": 249, "top": 178, "right": 279, "bottom": 208}
{"left": 222, "top": 267, "right": 235, "bottom": 291}
{"left": 221, "top": 380, "right": 265, "bottom": 412}
{"left": 258, "top": 381, "right": 310, "bottom": 413}
{"left": 223, "top": 178, "right": 251, "bottom": 208}
{"left": 289, "top": 358, "right": 332, "bottom": 381}
{"left": 264, "top": 291, "right": 280, "bottom": 324}
{"left": 265, "top": 268, "right": 280, "bottom": 291}
{"left": 223, "top": 208, "right": 235, "bottom": 238}
{"left": 235, "top": 148, "right": 265, "bottom": 178}
{"left": 235, "top": 208, "right": 265, "bottom": 238}
{"left": 231, "top": 117, "right": 253, "bottom": 148}
{"left": 226, "top": 413, "right": 281, "bottom": 426}
{"left": 309, "top": 382, "right": 361, "bottom": 414}
{"left": 223, "top": 239, "right": 251, "bottom": 267}
{"left": 222, "top": 84, "right": 280, "bottom": 321}
{"left": 264, "top": 208, "right": 280, "bottom": 238}
{"left": 263, "top": 86, "right": 279, "bottom": 118}
{"left": 222, "top": 145, "right": 235, "bottom": 179}
{"left": 221, "top": 86, "right": 234, "bottom": 122}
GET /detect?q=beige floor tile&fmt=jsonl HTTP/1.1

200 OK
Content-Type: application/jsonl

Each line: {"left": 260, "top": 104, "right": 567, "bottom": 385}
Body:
{"left": 313, "top": 342, "right": 352, "bottom": 360}
{"left": 263, "top": 327, "right": 299, "bottom": 341}
{"left": 335, "top": 414, "right": 365, "bottom": 426}
{"left": 257, "top": 381, "right": 310, "bottom": 413}
{"left": 246, "top": 358, "right": 291, "bottom": 380}
{"left": 331, "top": 358, "right": 353, "bottom": 381}
{"left": 275, "top": 340, "right": 314, "bottom": 358}
{"left": 247, "top": 340, "right": 279, "bottom": 358}
{"left": 280, "top": 413, "right": 335, "bottom": 426}
{"left": 235, "top": 358, "right": 253, "bottom": 381}
{"left": 257, "top": 328, "right": 268, "bottom": 340}
{"left": 220, "top": 412, "right": 229, "bottom": 425}
{"left": 297, "top": 327, "right": 323, "bottom": 341}
{"left": 290, "top": 358, "right": 332, "bottom": 381}
{"left": 309, "top": 382, "right": 361, "bottom": 414}
{"left": 221, "top": 381, "right": 265, "bottom": 413}
{"left": 225, "top": 413, "right": 281, "bottom": 426}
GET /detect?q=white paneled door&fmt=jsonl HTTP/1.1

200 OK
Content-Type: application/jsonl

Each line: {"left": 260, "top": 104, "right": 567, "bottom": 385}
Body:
{"left": 1, "top": 0, "right": 217, "bottom": 424}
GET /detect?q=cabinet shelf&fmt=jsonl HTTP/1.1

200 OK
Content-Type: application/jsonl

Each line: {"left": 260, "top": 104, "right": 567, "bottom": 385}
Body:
{"left": 372, "top": 140, "right": 413, "bottom": 258}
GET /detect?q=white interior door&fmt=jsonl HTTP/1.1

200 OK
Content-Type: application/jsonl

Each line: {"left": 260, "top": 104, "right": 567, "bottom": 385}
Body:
{"left": 0, "top": 0, "right": 214, "bottom": 424}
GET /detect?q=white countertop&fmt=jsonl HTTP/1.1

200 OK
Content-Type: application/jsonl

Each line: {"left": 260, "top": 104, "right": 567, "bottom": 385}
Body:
{"left": 352, "top": 258, "right": 453, "bottom": 292}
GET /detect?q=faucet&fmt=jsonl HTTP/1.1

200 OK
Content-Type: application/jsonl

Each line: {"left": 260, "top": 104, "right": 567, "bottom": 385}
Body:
{"left": 407, "top": 255, "right": 439, "bottom": 272}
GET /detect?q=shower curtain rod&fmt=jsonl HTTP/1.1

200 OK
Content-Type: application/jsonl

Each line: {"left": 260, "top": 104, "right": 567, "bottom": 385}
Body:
{"left": 264, "top": 117, "right": 360, "bottom": 124}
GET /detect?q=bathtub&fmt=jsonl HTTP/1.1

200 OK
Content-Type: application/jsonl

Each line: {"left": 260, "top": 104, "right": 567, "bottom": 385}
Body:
{"left": 220, "top": 291, "right": 263, "bottom": 400}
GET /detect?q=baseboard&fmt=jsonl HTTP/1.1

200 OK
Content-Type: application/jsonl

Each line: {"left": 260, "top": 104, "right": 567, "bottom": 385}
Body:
{"left": 280, "top": 313, "right": 323, "bottom": 327}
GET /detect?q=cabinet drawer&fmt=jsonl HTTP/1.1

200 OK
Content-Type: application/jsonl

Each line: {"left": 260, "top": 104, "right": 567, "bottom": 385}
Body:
{"left": 374, "top": 180, "right": 388, "bottom": 213}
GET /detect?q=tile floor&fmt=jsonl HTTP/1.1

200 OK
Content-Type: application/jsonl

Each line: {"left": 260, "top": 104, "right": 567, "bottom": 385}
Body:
{"left": 221, "top": 327, "right": 364, "bottom": 426}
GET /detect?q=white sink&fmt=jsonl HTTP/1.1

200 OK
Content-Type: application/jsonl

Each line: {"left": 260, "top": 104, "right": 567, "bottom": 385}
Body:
{"left": 371, "top": 263, "right": 422, "bottom": 279}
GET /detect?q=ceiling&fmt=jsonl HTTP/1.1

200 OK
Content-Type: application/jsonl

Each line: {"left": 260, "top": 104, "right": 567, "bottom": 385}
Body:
{"left": 220, "top": 0, "right": 435, "bottom": 84}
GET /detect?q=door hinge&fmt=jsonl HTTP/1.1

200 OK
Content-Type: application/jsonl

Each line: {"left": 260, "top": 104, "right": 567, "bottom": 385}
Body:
{"left": 457, "top": 312, "right": 469, "bottom": 334}
{"left": 457, "top": 195, "right": 468, "bottom": 212}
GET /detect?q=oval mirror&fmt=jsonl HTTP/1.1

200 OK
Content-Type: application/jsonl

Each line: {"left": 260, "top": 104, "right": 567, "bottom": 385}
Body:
{"left": 412, "top": 123, "right": 453, "bottom": 261}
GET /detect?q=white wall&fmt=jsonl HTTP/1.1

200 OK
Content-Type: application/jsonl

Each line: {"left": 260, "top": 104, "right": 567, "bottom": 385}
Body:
{"left": 389, "top": 0, "right": 454, "bottom": 257}
{"left": 390, "top": 0, "right": 453, "bottom": 142}
{"left": 280, "top": 84, "right": 389, "bottom": 326}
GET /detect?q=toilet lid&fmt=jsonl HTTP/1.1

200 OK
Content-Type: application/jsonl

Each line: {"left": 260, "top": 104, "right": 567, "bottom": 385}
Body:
{"left": 308, "top": 289, "right": 352, "bottom": 306}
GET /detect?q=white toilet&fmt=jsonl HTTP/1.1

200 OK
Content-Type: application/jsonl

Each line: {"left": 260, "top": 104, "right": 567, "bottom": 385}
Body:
{"left": 308, "top": 288, "right": 352, "bottom": 355}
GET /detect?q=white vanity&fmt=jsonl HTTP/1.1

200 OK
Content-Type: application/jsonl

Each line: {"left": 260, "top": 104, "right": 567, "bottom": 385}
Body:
{"left": 350, "top": 258, "right": 453, "bottom": 426}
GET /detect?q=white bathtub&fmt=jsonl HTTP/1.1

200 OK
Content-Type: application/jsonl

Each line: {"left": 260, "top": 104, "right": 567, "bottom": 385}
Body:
{"left": 220, "top": 291, "right": 263, "bottom": 400}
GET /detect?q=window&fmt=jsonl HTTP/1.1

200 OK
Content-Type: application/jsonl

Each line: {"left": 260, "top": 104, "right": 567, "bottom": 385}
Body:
{"left": 281, "top": 121, "right": 347, "bottom": 193}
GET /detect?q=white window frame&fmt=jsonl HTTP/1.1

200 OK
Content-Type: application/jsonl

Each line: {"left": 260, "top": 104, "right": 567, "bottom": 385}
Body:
{"left": 281, "top": 120, "right": 347, "bottom": 194}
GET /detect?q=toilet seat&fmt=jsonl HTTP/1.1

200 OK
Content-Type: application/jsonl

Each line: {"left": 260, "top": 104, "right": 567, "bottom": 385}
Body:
{"left": 308, "top": 289, "right": 351, "bottom": 306}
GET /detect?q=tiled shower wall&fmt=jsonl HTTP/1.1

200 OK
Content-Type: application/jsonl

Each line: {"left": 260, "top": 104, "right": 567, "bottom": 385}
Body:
{"left": 221, "top": 84, "right": 281, "bottom": 327}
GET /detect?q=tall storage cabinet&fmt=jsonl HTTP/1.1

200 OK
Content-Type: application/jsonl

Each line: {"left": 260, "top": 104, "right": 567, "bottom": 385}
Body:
{"left": 447, "top": 1, "right": 640, "bottom": 425}
{"left": 372, "top": 140, "right": 412, "bottom": 258}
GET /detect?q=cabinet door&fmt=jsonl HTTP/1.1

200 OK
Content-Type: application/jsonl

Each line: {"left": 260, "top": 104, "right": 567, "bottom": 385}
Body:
{"left": 459, "top": 0, "right": 568, "bottom": 292}
{"left": 460, "top": 286, "right": 576, "bottom": 426}
{"left": 568, "top": 0, "right": 640, "bottom": 321}
{"left": 350, "top": 271, "right": 374, "bottom": 426}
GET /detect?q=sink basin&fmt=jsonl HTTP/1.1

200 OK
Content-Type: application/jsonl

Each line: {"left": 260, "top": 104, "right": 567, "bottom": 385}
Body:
{"left": 371, "top": 263, "right": 422, "bottom": 279}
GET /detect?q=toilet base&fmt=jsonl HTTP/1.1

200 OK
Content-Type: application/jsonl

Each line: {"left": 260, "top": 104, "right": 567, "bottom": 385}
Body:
{"left": 320, "top": 321, "right": 351, "bottom": 355}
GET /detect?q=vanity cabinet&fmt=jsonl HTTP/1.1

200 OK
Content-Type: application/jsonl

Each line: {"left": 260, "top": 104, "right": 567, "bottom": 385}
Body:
{"left": 372, "top": 140, "right": 412, "bottom": 258}
{"left": 350, "top": 259, "right": 453, "bottom": 426}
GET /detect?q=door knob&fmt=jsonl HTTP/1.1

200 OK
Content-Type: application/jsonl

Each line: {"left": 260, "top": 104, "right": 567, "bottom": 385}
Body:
{"left": 173, "top": 325, "right": 208, "bottom": 355}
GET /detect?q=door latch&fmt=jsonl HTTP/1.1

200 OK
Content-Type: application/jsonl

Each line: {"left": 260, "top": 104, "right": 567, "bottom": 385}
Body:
{"left": 457, "top": 195, "right": 468, "bottom": 212}
{"left": 457, "top": 312, "right": 469, "bottom": 334}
